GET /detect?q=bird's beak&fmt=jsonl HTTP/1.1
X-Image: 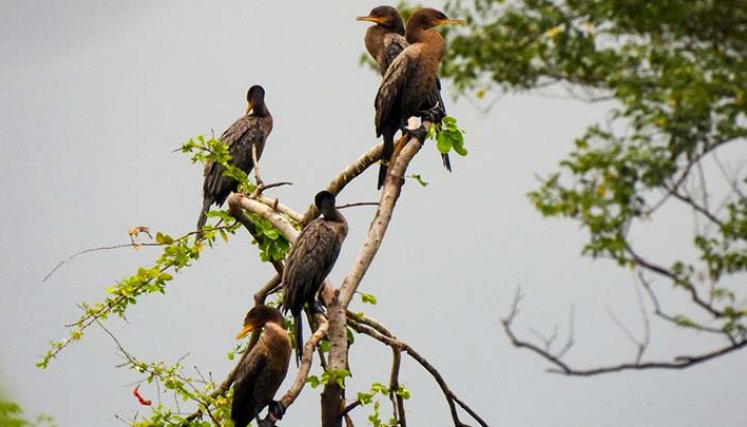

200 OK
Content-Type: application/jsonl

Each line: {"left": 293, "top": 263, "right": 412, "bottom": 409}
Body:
{"left": 245, "top": 102, "right": 253, "bottom": 115}
{"left": 435, "top": 18, "right": 464, "bottom": 26}
{"left": 356, "top": 15, "right": 383, "bottom": 23}
{"left": 236, "top": 324, "right": 254, "bottom": 339}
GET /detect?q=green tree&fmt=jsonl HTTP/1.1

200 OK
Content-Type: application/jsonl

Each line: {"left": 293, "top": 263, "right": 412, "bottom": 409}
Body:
{"left": 439, "top": 0, "right": 747, "bottom": 372}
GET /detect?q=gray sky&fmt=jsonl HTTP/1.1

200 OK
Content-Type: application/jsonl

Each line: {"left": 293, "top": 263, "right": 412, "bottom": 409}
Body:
{"left": 1, "top": 1, "right": 745, "bottom": 426}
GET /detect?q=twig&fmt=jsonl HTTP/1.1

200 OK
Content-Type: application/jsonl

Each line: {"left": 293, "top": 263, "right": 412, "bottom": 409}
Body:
{"left": 248, "top": 181, "right": 293, "bottom": 199}
{"left": 43, "top": 225, "right": 235, "bottom": 282}
{"left": 336, "top": 202, "right": 380, "bottom": 209}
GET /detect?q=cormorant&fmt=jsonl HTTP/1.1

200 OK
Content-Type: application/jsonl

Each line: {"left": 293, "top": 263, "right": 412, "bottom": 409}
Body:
{"left": 373, "top": 8, "right": 461, "bottom": 188}
{"left": 281, "top": 191, "right": 348, "bottom": 364}
{"left": 232, "top": 305, "right": 291, "bottom": 427}
{"left": 196, "top": 85, "right": 273, "bottom": 236}
{"left": 357, "top": 6, "right": 451, "bottom": 188}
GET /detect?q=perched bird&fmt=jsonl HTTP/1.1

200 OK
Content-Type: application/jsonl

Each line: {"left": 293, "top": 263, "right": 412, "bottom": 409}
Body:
{"left": 281, "top": 191, "right": 348, "bottom": 364}
{"left": 357, "top": 6, "right": 451, "bottom": 188}
{"left": 356, "top": 6, "right": 407, "bottom": 76}
{"left": 374, "top": 8, "right": 461, "bottom": 188}
{"left": 232, "top": 305, "right": 291, "bottom": 427}
{"left": 196, "top": 85, "right": 273, "bottom": 236}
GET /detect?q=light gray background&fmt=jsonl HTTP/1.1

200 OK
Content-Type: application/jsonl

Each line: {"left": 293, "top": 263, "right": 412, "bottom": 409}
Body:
{"left": 1, "top": 1, "right": 745, "bottom": 426}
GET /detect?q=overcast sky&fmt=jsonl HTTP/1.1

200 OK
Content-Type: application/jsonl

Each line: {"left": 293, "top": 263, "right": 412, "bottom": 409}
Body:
{"left": 1, "top": 1, "right": 746, "bottom": 426}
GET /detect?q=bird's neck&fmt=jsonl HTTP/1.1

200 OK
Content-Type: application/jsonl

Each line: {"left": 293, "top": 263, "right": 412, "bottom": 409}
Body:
{"left": 321, "top": 208, "right": 345, "bottom": 224}
{"left": 249, "top": 102, "right": 269, "bottom": 117}
{"left": 406, "top": 27, "right": 444, "bottom": 48}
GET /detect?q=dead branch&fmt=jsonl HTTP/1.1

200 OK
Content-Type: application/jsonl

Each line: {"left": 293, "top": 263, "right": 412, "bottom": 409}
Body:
{"left": 502, "top": 289, "right": 747, "bottom": 376}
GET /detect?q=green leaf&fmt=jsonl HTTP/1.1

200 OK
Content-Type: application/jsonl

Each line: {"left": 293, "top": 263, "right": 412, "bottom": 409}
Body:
{"left": 361, "top": 292, "right": 378, "bottom": 305}
{"left": 408, "top": 174, "right": 430, "bottom": 187}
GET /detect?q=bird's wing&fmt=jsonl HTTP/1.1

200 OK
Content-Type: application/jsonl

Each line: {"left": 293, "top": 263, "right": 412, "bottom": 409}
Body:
{"left": 381, "top": 33, "right": 408, "bottom": 74}
{"left": 231, "top": 349, "right": 267, "bottom": 424}
{"left": 375, "top": 48, "right": 418, "bottom": 135}
{"left": 282, "top": 221, "right": 342, "bottom": 312}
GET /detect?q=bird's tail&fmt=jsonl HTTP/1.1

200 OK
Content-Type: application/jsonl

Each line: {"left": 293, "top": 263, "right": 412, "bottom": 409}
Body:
{"left": 196, "top": 198, "right": 211, "bottom": 239}
{"left": 377, "top": 134, "right": 394, "bottom": 190}
{"left": 294, "top": 312, "right": 303, "bottom": 366}
{"left": 441, "top": 153, "right": 452, "bottom": 172}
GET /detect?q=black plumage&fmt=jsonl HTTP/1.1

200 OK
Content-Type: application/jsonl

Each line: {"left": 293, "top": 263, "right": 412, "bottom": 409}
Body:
{"left": 196, "top": 85, "right": 273, "bottom": 235}
{"left": 357, "top": 6, "right": 451, "bottom": 189}
{"left": 373, "top": 8, "right": 460, "bottom": 188}
{"left": 232, "top": 305, "right": 291, "bottom": 427}
{"left": 281, "top": 191, "right": 348, "bottom": 365}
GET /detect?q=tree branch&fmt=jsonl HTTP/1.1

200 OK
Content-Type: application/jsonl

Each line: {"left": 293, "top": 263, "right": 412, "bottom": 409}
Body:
{"left": 501, "top": 288, "right": 747, "bottom": 376}
{"left": 348, "top": 313, "right": 488, "bottom": 427}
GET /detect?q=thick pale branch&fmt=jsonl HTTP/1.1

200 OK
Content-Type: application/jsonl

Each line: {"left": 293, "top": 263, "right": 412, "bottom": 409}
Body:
{"left": 338, "top": 137, "right": 423, "bottom": 309}
{"left": 227, "top": 193, "right": 299, "bottom": 242}
{"left": 300, "top": 143, "right": 384, "bottom": 225}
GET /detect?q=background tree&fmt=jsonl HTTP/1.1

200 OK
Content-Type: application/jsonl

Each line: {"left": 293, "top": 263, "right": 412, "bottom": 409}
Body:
{"left": 437, "top": 0, "right": 747, "bottom": 372}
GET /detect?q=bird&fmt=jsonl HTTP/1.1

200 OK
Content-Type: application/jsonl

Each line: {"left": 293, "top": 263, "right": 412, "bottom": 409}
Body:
{"left": 196, "top": 85, "right": 273, "bottom": 237}
{"left": 373, "top": 8, "right": 461, "bottom": 188}
{"left": 357, "top": 6, "right": 451, "bottom": 188}
{"left": 281, "top": 191, "right": 348, "bottom": 364}
{"left": 232, "top": 305, "right": 291, "bottom": 427}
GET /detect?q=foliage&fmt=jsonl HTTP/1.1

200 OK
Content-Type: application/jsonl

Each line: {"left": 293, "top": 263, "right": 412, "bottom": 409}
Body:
{"left": 428, "top": 115, "right": 468, "bottom": 156}
{"left": 0, "top": 399, "right": 55, "bottom": 427}
{"left": 39, "top": 134, "right": 291, "bottom": 368}
{"left": 439, "top": 0, "right": 747, "bottom": 346}
{"left": 356, "top": 382, "right": 411, "bottom": 427}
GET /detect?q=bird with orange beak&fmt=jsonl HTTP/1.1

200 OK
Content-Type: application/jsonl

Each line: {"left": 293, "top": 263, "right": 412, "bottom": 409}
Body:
{"left": 231, "top": 305, "right": 291, "bottom": 427}
{"left": 373, "top": 8, "right": 462, "bottom": 188}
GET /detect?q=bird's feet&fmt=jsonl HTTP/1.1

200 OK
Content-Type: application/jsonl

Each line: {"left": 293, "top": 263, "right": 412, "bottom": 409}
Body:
{"left": 268, "top": 400, "right": 286, "bottom": 421}
{"left": 310, "top": 300, "right": 327, "bottom": 316}
{"left": 404, "top": 126, "right": 428, "bottom": 143}
{"left": 419, "top": 103, "right": 446, "bottom": 124}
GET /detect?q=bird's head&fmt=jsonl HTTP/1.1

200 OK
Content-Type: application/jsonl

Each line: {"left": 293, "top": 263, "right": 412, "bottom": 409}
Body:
{"left": 356, "top": 6, "right": 405, "bottom": 33}
{"left": 407, "top": 8, "right": 463, "bottom": 31}
{"left": 245, "top": 85, "right": 266, "bottom": 115}
{"left": 235, "top": 305, "right": 285, "bottom": 339}
{"left": 314, "top": 190, "right": 337, "bottom": 217}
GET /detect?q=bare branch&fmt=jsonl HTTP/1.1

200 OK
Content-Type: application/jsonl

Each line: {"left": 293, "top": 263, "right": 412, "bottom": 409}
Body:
{"left": 279, "top": 313, "right": 329, "bottom": 408}
{"left": 299, "top": 143, "right": 384, "bottom": 225}
{"left": 502, "top": 289, "right": 747, "bottom": 376}
{"left": 389, "top": 347, "right": 406, "bottom": 427}
{"left": 336, "top": 202, "right": 380, "bottom": 209}
{"left": 348, "top": 314, "right": 487, "bottom": 427}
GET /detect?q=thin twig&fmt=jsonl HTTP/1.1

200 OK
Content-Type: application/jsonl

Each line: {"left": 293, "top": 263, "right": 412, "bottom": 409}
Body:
{"left": 336, "top": 202, "right": 380, "bottom": 209}
{"left": 43, "top": 225, "right": 235, "bottom": 282}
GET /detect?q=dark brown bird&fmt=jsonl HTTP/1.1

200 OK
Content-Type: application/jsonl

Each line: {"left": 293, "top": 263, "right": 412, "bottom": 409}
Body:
{"left": 357, "top": 7, "right": 451, "bottom": 188}
{"left": 232, "top": 305, "right": 291, "bottom": 427}
{"left": 374, "top": 8, "right": 461, "bottom": 188}
{"left": 281, "top": 191, "right": 348, "bottom": 364}
{"left": 196, "top": 85, "right": 273, "bottom": 236}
